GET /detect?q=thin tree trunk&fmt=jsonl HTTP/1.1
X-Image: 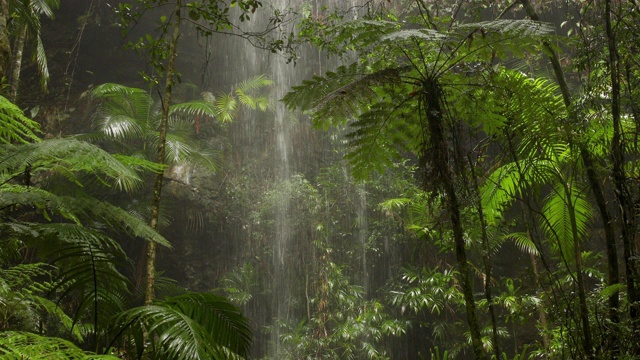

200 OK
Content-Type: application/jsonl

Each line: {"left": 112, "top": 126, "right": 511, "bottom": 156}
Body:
{"left": 423, "top": 81, "right": 484, "bottom": 359}
{"left": 529, "top": 252, "right": 549, "bottom": 351}
{"left": 518, "top": 1, "right": 620, "bottom": 356}
{"left": 563, "top": 183, "right": 594, "bottom": 358}
{"left": 0, "top": 0, "right": 11, "bottom": 78}
{"left": 604, "top": 0, "right": 639, "bottom": 339}
{"left": 9, "top": 24, "right": 27, "bottom": 102}
{"left": 144, "top": 0, "right": 182, "bottom": 305}
{"left": 469, "top": 156, "right": 501, "bottom": 359}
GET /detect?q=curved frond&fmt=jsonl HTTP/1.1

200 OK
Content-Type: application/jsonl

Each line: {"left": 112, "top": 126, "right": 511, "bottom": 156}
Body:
{"left": 283, "top": 62, "right": 405, "bottom": 125}
{"left": 380, "top": 28, "right": 446, "bottom": 43}
{"left": 0, "top": 95, "right": 41, "bottom": 144}
{"left": 0, "top": 331, "right": 118, "bottom": 359}
{"left": 540, "top": 184, "right": 593, "bottom": 260}
{"left": 0, "top": 138, "right": 148, "bottom": 192}
{"left": 30, "top": 0, "right": 60, "bottom": 19}
{"left": 34, "top": 35, "right": 49, "bottom": 91}
{"left": 504, "top": 232, "right": 539, "bottom": 255}
{"left": 0, "top": 185, "right": 170, "bottom": 247}
{"left": 114, "top": 293, "right": 251, "bottom": 360}
{"left": 169, "top": 101, "right": 219, "bottom": 118}
{"left": 454, "top": 19, "right": 554, "bottom": 37}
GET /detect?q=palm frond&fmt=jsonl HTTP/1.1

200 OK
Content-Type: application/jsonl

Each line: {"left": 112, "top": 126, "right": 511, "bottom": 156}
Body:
{"left": 30, "top": 0, "right": 60, "bottom": 19}
{"left": 235, "top": 74, "right": 273, "bottom": 93}
{"left": 114, "top": 293, "right": 251, "bottom": 360}
{"left": 164, "top": 293, "right": 252, "bottom": 356}
{"left": 504, "top": 232, "right": 539, "bottom": 255}
{"left": 169, "top": 101, "right": 219, "bottom": 118}
{"left": 34, "top": 35, "right": 49, "bottom": 91}
{"left": 540, "top": 184, "right": 593, "bottom": 260}
{"left": 213, "top": 92, "right": 237, "bottom": 123}
{"left": 29, "top": 223, "right": 131, "bottom": 338}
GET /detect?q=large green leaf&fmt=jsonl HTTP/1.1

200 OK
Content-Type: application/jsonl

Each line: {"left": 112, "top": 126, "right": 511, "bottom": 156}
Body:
{"left": 113, "top": 293, "right": 251, "bottom": 360}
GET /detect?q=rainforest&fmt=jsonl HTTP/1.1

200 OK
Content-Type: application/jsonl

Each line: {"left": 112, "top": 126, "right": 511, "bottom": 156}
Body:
{"left": 0, "top": 0, "right": 639, "bottom": 359}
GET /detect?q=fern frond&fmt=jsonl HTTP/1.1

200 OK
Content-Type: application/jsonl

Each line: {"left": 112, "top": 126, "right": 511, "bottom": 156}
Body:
{"left": 0, "top": 186, "right": 170, "bottom": 247}
{"left": 283, "top": 62, "right": 405, "bottom": 126}
{"left": 0, "top": 138, "right": 147, "bottom": 192}
{"left": 0, "top": 331, "right": 118, "bottom": 359}
{"left": 455, "top": 19, "right": 554, "bottom": 37}
{"left": 0, "top": 95, "right": 41, "bottom": 144}
{"left": 380, "top": 28, "right": 447, "bottom": 43}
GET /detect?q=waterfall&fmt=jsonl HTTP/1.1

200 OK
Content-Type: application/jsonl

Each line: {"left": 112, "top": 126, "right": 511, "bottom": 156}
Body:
{"left": 180, "top": 0, "right": 380, "bottom": 357}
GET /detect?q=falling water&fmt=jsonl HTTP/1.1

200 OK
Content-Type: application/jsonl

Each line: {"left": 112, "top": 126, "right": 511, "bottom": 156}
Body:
{"left": 357, "top": 184, "right": 369, "bottom": 294}
{"left": 183, "top": 0, "right": 375, "bottom": 357}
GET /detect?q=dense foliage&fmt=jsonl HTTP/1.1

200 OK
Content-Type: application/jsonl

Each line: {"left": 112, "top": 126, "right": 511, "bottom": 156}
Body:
{"left": 1, "top": 0, "right": 640, "bottom": 359}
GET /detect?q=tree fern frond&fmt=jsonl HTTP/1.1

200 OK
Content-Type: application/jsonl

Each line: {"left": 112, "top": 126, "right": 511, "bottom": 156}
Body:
{"left": 32, "top": 296, "right": 85, "bottom": 342}
{"left": 455, "top": 19, "right": 554, "bottom": 37}
{"left": 283, "top": 62, "right": 405, "bottom": 126}
{"left": 0, "top": 331, "right": 118, "bottom": 359}
{"left": 0, "top": 186, "right": 170, "bottom": 246}
{"left": 0, "top": 95, "right": 41, "bottom": 144}
{"left": 380, "top": 28, "right": 447, "bottom": 43}
{"left": 0, "top": 138, "right": 146, "bottom": 192}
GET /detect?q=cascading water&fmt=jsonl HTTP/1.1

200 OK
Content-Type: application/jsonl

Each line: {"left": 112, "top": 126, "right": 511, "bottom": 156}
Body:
{"left": 179, "top": 0, "right": 396, "bottom": 357}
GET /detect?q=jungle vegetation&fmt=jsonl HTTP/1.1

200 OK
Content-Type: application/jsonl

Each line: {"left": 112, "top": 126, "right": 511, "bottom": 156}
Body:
{"left": 0, "top": 0, "right": 639, "bottom": 359}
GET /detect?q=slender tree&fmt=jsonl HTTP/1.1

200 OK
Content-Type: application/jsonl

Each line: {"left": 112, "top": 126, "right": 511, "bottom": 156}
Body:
{"left": 7, "top": 0, "right": 59, "bottom": 102}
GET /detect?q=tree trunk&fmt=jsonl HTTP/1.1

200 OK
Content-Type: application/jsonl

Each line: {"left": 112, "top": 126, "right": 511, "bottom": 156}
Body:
{"left": 604, "top": 0, "right": 639, "bottom": 346}
{"left": 470, "top": 156, "right": 501, "bottom": 359}
{"left": 0, "top": 0, "right": 11, "bottom": 78}
{"left": 144, "top": 0, "right": 182, "bottom": 305}
{"left": 518, "top": 1, "right": 620, "bottom": 356}
{"left": 422, "top": 81, "right": 484, "bottom": 359}
{"left": 9, "top": 24, "right": 27, "bottom": 102}
{"left": 563, "top": 182, "right": 594, "bottom": 358}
